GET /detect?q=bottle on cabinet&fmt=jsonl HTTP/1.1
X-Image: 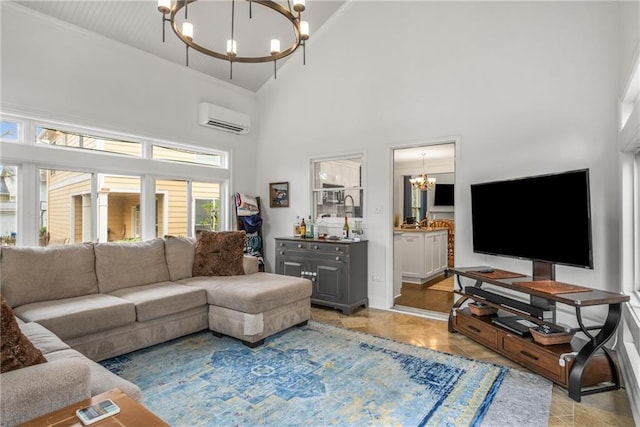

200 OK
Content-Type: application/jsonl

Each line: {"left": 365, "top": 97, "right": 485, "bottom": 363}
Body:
{"left": 299, "top": 217, "right": 306, "bottom": 238}
{"left": 294, "top": 216, "right": 300, "bottom": 237}
{"left": 306, "top": 215, "right": 314, "bottom": 239}
{"left": 342, "top": 216, "right": 349, "bottom": 239}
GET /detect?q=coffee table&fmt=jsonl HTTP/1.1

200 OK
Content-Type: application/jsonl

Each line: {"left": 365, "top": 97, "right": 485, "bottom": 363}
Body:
{"left": 19, "top": 388, "right": 169, "bottom": 427}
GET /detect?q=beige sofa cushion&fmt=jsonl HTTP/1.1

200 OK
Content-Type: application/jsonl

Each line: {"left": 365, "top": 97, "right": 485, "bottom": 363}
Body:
{"left": 109, "top": 282, "right": 206, "bottom": 322}
{"left": 164, "top": 236, "right": 196, "bottom": 281}
{"left": 179, "top": 272, "right": 312, "bottom": 314}
{"left": 0, "top": 243, "right": 98, "bottom": 308}
{"left": 19, "top": 322, "right": 70, "bottom": 355}
{"left": 95, "top": 239, "right": 170, "bottom": 293}
{"left": 14, "top": 294, "right": 136, "bottom": 341}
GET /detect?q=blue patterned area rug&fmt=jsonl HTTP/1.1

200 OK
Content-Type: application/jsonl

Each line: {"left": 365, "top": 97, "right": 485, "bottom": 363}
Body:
{"left": 101, "top": 321, "right": 551, "bottom": 426}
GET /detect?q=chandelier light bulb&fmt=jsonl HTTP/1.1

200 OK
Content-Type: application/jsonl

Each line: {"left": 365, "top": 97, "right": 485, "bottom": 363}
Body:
{"left": 182, "top": 21, "right": 193, "bottom": 40}
{"left": 157, "top": 0, "right": 171, "bottom": 14}
{"left": 227, "top": 39, "right": 237, "bottom": 56}
{"left": 300, "top": 21, "right": 310, "bottom": 40}
{"left": 293, "top": 0, "right": 306, "bottom": 12}
{"left": 270, "top": 39, "right": 281, "bottom": 55}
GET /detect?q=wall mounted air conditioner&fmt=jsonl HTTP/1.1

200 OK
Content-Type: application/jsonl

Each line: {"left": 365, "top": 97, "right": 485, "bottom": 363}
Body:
{"left": 198, "top": 102, "right": 250, "bottom": 135}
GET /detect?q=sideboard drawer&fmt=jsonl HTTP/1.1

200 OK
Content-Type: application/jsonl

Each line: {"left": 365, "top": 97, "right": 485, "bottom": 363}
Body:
{"left": 276, "top": 240, "right": 310, "bottom": 251}
{"left": 453, "top": 311, "right": 498, "bottom": 350}
{"left": 499, "top": 331, "right": 566, "bottom": 385}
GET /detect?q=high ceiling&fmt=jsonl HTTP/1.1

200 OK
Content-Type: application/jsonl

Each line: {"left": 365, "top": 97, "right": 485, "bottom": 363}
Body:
{"left": 16, "top": 0, "right": 346, "bottom": 93}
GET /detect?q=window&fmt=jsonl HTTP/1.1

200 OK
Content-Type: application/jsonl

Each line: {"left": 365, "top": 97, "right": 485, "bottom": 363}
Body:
{"left": 193, "top": 182, "right": 221, "bottom": 233}
{"left": 100, "top": 175, "right": 141, "bottom": 242}
{"left": 37, "top": 127, "right": 142, "bottom": 157}
{"left": 40, "top": 168, "right": 92, "bottom": 246}
{"left": 1, "top": 120, "right": 19, "bottom": 142}
{"left": 155, "top": 180, "right": 221, "bottom": 237}
{"left": 153, "top": 145, "right": 223, "bottom": 167}
{"left": 40, "top": 169, "right": 144, "bottom": 245}
{"left": 0, "top": 164, "right": 17, "bottom": 245}
{"left": 0, "top": 115, "right": 230, "bottom": 246}
{"left": 410, "top": 185, "right": 425, "bottom": 220}
{"left": 311, "top": 156, "right": 363, "bottom": 220}
{"left": 635, "top": 150, "right": 640, "bottom": 295}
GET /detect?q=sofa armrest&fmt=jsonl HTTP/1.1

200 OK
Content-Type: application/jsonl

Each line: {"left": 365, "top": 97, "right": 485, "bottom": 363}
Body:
{"left": 0, "top": 359, "right": 91, "bottom": 426}
{"left": 243, "top": 255, "right": 259, "bottom": 275}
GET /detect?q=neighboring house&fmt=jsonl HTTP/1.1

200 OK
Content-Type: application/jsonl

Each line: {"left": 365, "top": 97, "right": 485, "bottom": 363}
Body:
{"left": 40, "top": 128, "right": 221, "bottom": 245}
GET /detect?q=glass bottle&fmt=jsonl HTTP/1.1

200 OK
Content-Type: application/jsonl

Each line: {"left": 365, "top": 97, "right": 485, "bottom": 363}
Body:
{"left": 306, "top": 215, "right": 314, "bottom": 239}
{"left": 342, "top": 216, "right": 349, "bottom": 239}
{"left": 294, "top": 216, "right": 300, "bottom": 237}
{"left": 299, "top": 217, "right": 306, "bottom": 238}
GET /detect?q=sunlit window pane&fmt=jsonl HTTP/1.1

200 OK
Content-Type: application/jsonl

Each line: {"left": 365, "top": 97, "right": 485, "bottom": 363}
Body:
{"left": 193, "top": 182, "right": 221, "bottom": 233}
{"left": 40, "top": 168, "right": 92, "bottom": 246}
{"left": 153, "top": 145, "right": 223, "bottom": 167}
{"left": 1, "top": 121, "right": 19, "bottom": 142}
{"left": 0, "top": 165, "right": 18, "bottom": 245}
{"left": 100, "top": 175, "right": 141, "bottom": 242}
{"left": 156, "top": 179, "right": 189, "bottom": 237}
{"left": 36, "top": 127, "right": 142, "bottom": 157}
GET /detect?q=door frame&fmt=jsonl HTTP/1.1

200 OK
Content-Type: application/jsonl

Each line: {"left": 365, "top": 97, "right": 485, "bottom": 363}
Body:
{"left": 387, "top": 136, "right": 459, "bottom": 318}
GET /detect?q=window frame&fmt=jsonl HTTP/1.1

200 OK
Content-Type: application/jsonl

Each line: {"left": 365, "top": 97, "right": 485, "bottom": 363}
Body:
{"left": 310, "top": 153, "right": 365, "bottom": 221}
{"left": 0, "top": 114, "right": 231, "bottom": 246}
{"left": 634, "top": 150, "right": 640, "bottom": 297}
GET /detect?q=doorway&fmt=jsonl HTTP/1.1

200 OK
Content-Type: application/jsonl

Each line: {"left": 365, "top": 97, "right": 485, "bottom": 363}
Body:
{"left": 392, "top": 142, "right": 455, "bottom": 316}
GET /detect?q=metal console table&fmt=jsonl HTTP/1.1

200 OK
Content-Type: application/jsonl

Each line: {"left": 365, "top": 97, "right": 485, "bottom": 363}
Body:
{"left": 447, "top": 266, "right": 629, "bottom": 402}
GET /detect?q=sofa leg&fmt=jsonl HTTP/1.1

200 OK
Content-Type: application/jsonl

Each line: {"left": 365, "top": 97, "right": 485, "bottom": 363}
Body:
{"left": 243, "top": 339, "right": 264, "bottom": 348}
{"left": 296, "top": 320, "right": 308, "bottom": 327}
{"left": 211, "top": 330, "right": 223, "bottom": 338}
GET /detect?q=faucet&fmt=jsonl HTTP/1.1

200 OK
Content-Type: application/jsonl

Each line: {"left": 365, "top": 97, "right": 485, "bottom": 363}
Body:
{"left": 343, "top": 195, "right": 355, "bottom": 217}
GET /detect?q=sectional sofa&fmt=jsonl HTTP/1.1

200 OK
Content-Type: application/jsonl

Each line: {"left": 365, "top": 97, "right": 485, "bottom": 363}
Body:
{"left": 0, "top": 234, "right": 312, "bottom": 426}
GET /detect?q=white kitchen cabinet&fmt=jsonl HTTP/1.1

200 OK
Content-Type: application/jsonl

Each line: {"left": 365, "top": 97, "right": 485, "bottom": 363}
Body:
{"left": 399, "top": 233, "right": 425, "bottom": 280}
{"left": 398, "top": 229, "right": 448, "bottom": 284}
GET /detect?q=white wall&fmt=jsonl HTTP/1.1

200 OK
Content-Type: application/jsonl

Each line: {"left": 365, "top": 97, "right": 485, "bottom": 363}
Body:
{"left": 257, "top": 1, "right": 619, "bottom": 310}
{"left": 0, "top": 3, "right": 259, "bottom": 196}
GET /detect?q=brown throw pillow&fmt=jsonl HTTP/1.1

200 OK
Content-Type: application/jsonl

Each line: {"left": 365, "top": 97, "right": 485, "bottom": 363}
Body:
{"left": 1, "top": 295, "right": 47, "bottom": 373}
{"left": 192, "top": 231, "right": 246, "bottom": 277}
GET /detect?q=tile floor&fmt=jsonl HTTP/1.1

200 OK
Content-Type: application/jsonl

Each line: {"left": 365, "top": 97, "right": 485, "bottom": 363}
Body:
{"left": 311, "top": 305, "right": 636, "bottom": 427}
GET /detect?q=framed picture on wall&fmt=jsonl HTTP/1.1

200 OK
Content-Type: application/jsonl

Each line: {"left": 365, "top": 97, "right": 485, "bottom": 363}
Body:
{"left": 269, "top": 182, "right": 289, "bottom": 207}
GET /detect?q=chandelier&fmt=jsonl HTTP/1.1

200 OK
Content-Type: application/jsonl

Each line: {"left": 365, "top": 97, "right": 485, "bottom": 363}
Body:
{"left": 157, "top": 0, "right": 310, "bottom": 79}
{"left": 410, "top": 153, "right": 436, "bottom": 191}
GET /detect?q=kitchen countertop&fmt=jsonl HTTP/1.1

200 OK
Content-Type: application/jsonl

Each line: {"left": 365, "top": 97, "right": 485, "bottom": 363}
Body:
{"left": 394, "top": 227, "right": 448, "bottom": 232}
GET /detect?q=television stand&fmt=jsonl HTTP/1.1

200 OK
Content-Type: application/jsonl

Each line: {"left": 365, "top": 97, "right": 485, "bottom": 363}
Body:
{"left": 447, "top": 266, "right": 629, "bottom": 402}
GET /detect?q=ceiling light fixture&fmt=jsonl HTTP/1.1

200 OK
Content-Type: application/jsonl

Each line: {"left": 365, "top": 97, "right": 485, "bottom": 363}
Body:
{"left": 410, "top": 153, "right": 436, "bottom": 191}
{"left": 157, "top": 0, "right": 310, "bottom": 80}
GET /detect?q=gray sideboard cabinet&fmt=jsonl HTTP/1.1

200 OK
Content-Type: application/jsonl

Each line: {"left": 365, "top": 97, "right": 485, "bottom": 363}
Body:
{"left": 275, "top": 237, "right": 368, "bottom": 315}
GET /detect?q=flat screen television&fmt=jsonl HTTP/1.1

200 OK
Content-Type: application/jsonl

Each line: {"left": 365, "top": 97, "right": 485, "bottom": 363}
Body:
{"left": 470, "top": 169, "right": 593, "bottom": 279}
{"left": 434, "top": 184, "right": 454, "bottom": 206}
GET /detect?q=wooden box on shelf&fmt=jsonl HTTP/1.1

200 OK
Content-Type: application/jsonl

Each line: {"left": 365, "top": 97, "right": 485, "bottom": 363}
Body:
{"left": 468, "top": 301, "right": 498, "bottom": 316}
{"left": 530, "top": 327, "right": 574, "bottom": 346}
